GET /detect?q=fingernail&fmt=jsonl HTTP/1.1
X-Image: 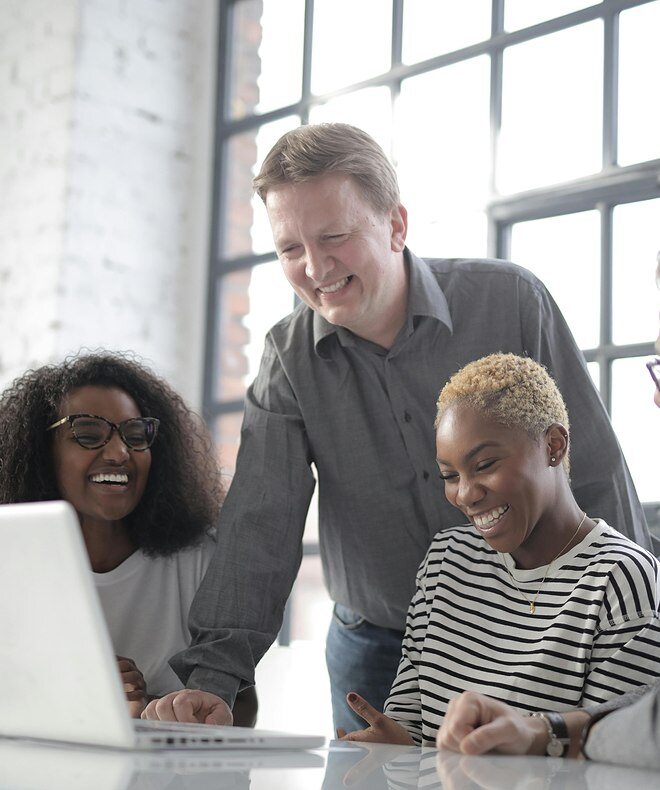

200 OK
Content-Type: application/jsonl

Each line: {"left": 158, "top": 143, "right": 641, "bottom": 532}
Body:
{"left": 347, "top": 692, "right": 357, "bottom": 702}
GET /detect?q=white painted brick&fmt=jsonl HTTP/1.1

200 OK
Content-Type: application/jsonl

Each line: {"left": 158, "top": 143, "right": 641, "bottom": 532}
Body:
{"left": 0, "top": 0, "right": 216, "bottom": 405}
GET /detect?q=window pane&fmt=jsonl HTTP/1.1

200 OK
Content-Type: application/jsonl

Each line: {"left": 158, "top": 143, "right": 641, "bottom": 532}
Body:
{"left": 587, "top": 361, "right": 600, "bottom": 393}
{"left": 612, "top": 198, "right": 660, "bottom": 346}
{"left": 227, "top": 0, "right": 304, "bottom": 120}
{"left": 618, "top": 1, "right": 660, "bottom": 166}
{"left": 311, "top": 0, "right": 392, "bottom": 94}
{"left": 309, "top": 87, "right": 393, "bottom": 155}
{"left": 611, "top": 357, "right": 660, "bottom": 503}
{"left": 214, "top": 263, "right": 294, "bottom": 403}
{"left": 402, "top": 0, "right": 491, "bottom": 64}
{"left": 214, "top": 410, "right": 244, "bottom": 483}
{"left": 396, "top": 57, "right": 490, "bottom": 258}
{"left": 222, "top": 116, "right": 299, "bottom": 259}
{"left": 498, "top": 22, "right": 602, "bottom": 194}
{"left": 510, "top": 211, "right": 600, "bottom": 349}
{"left": 504, "top": 0, "right": 598, "bottom": 31}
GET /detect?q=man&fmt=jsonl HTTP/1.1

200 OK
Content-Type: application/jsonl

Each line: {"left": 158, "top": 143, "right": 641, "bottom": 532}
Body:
{"left": 435, "top": 255, "right": 660, "bottom": 769}
{"left": 143, "top": 123, "right": 652, "bottom": 732}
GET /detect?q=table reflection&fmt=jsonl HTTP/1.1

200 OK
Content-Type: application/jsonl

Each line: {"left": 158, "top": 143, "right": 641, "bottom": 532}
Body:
{"left": 1, "top": 738, "right": 658, "bottom": 790}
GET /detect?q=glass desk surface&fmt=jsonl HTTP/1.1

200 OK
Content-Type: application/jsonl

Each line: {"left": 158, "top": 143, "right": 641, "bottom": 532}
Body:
{"left": 0, "top": 738, "right": 657, "bottom": 790}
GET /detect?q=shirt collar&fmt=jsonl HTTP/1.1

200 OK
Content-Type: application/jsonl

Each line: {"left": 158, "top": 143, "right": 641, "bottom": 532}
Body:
{"left": 313, "top": 248, "right": 453, "bottom": 356}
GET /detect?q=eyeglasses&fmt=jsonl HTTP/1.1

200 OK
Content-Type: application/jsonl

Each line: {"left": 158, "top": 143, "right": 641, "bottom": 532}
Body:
{"left": 46, "top": 414, "right": 160, "bottom": 451}
{"left": 647, "top": 358, "right": 660, "bottom": 393}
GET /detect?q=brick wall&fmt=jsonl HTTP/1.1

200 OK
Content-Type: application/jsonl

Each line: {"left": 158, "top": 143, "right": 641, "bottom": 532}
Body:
{"left": 0, "top": 0, "right": 217, "bottom": 407}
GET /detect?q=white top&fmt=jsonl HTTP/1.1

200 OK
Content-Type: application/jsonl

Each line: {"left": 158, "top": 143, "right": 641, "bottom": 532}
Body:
{"left": 93, "top": 535, "right": 216, "bottom": 698}
{"left": 385, "top": 520, "right": 660, "bottom": 745}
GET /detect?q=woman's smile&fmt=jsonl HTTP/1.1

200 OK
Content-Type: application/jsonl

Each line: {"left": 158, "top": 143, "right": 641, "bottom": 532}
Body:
{"left": 472, "top": 504, "right": 511, "bottom": 535}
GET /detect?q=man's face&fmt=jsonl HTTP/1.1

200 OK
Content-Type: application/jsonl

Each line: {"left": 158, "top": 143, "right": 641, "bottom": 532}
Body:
{"left": 265, "top": 173, "right": 408, "bottom": 348}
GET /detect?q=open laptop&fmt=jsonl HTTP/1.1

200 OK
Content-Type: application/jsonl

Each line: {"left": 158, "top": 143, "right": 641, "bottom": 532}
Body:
{"left": 0, "top": 500, "right": 325, "bottom": 751}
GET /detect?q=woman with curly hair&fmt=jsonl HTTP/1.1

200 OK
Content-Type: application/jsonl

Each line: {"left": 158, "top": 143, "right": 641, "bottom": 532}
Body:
{"left": 0, "top": 351, "right": 256, "bottom": 725}
{"left": 338, "top": 352, "right": 660, "bottom": 748}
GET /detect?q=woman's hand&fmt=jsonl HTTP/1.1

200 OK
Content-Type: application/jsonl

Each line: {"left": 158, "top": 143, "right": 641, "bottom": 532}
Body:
{"left": 116, "top": 655, "right": 147, "bottom": 718}
{"left": 438, "top": 691, "right": 547, "bottom": 755}
{"left": 337, "top": 692, "right": 415, "bottom": 745}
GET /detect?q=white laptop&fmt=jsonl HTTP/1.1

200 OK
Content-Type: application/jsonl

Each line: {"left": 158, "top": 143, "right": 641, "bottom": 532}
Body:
{"left": 0, "top": 500, "right": 325, "bottom": 751}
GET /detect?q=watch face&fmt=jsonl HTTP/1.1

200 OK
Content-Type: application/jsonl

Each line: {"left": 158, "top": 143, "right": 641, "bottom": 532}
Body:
{"left": 547, "top": 737, "right": 565, "bottom": 758}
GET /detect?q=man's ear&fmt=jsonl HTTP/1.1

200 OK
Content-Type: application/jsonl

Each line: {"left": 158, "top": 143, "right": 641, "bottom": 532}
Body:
{"left": 546, "top": 423, "right": 569, "bottom": 466}
{"left": 390, "top": 204, "right": 408, "bottom": 253}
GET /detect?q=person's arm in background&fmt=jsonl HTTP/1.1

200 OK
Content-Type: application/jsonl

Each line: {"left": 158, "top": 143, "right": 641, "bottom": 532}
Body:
{"left": 582, "top": 682, "right": 660, "bottom": 769}
{"left": 148, "top": 335, "right": 315, "bottom": 723}
{"left": 520, "top": 276, "right": 655, "bottom": 553}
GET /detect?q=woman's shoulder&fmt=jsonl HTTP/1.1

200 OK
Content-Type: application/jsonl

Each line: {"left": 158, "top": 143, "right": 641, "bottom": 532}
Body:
{"left": 586, "top": 520, "right": 659, "bottom": 575}
{"left": 585, "top": 521, "right": 660, "bottom": 618}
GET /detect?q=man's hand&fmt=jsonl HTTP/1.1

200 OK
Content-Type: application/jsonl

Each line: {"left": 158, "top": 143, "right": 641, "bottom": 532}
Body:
{"left": 437, "top": 692, "right": 548, "bottom": 755}
{"left": 141, "top": 689, "right": 233, "bottom": 726}
{"left": 337, "top": 692, "right": 415, "bottom": 745}
{"left": 116, "top": 655, "right": 147, "bottom": 719}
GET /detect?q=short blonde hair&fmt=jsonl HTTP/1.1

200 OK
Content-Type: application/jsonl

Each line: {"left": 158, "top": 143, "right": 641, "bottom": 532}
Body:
{"left": 436, "top": 353, "right": 570, "bottom": 473}
{"left": 253, "top": 123, "right": 400, "bottom": 215}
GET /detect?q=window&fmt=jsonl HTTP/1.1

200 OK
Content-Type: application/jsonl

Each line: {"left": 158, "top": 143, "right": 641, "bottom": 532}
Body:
{"left": 206, "top": 0, "right": 660, "bottom": 649}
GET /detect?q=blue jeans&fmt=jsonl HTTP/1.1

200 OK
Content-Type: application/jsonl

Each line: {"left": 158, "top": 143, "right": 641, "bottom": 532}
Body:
{"left": 325, "top": 603, "right": 404, "bottom": 734}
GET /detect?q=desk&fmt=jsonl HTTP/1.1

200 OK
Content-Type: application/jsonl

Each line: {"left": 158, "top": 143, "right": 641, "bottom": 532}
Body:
{"left": 0, "top": 739, "right": 657, "bottom": 789}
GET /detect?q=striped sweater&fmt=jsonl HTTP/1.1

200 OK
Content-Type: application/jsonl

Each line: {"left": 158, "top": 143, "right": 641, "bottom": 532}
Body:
{"left": 384, "top": 520, "right": 660, "bottom": 745}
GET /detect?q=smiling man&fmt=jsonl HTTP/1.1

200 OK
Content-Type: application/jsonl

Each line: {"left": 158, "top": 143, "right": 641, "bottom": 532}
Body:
{"left": 145, "top": 123, "right": 654, "bottom": 733}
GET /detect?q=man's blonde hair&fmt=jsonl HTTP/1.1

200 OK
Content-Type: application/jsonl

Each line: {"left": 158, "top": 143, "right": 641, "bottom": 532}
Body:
{"left": 253, "top": 123, "right": 400, "bottom": 215}
{"left": 436, "top": 353, "right": 570, "bottom": 473}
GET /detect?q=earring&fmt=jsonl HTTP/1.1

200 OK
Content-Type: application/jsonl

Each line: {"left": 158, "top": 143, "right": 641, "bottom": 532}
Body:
{"left": 550, "top": 456, "right": 556, "bottom": 463}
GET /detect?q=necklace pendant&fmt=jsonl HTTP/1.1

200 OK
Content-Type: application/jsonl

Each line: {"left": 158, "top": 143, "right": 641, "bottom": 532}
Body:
{"left": 530, "top": 602, "right": 536, "bottom": 614}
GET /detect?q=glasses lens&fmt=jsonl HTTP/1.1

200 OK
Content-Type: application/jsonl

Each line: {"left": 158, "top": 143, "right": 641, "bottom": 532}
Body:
{"left": 71, "top": 417, "right": 111, "bottom": 448}
{"left": 121, "top": 418, "right": 158, "bottom": 450}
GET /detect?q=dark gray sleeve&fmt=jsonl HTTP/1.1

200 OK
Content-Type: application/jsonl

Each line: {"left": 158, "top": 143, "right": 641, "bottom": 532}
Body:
{"left": 169, "top": 337, "right": 315, "bottom": 704}
{"left": 520, "top": 278, "right": 655, "bottom": 553}
{"left": 584, "top": 685, "right": 660, "bottom": 769}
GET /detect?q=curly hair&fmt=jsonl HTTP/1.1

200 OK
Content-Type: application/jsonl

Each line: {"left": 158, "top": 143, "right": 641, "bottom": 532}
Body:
{"left": 436, "top": 353, "right": 570, "bottom": 473}
{"left": 0, "top": 351, "right": 224, "bottom": 556}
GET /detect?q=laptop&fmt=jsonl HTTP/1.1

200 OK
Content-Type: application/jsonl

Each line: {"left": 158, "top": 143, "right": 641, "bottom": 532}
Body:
{"left": 0, "top": 500, "right": 326, "bottom": 751}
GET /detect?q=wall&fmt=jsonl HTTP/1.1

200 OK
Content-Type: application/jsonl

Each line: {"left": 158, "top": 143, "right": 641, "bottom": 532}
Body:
{"left": 0, "top": 0, "right": 217, "bottom": 407}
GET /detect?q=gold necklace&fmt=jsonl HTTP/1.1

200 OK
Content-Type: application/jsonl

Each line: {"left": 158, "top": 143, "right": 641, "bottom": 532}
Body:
{"left": 500, "top": 511, "right": 587, "bottom": 614}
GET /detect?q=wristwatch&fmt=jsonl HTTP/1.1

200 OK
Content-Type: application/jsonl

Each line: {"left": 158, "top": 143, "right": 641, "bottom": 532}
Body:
{"left": 531, "top": 711, "right": 570, "bottom": 757}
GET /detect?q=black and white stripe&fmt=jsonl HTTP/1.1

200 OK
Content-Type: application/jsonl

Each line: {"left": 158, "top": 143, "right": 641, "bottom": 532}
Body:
{"left": 385, "top": 521, "right": 660, "bottom": 745}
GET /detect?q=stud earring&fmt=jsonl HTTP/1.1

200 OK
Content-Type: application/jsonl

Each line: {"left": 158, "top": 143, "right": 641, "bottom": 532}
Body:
{"left": 550, "top": 456, "right": 556, "bottom": 463}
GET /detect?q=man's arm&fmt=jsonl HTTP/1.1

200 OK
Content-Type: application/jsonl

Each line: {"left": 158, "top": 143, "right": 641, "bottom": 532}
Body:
{"left": 163, "top": 338, "right": 315, "bottom": 719}
{"left": 521, "top": 278, "right": 654, "bottom": 552}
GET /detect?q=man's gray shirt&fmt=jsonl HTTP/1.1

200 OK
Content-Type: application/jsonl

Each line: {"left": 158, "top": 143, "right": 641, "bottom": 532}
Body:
{"left": 171, "top": 252, "right": 650, "bottom": 703}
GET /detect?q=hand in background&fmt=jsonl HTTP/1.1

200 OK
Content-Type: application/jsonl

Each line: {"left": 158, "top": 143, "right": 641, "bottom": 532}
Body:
{"left": 337, "top": 692, "right": 415, "bottom": 745}
{"left": 141, "top": 689, "right": 233, "bottom": 725}
{"left": 116, "top": 655, "right": 147, "bottom": 719}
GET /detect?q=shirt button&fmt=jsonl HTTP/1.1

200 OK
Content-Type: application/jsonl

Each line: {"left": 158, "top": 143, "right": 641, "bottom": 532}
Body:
{"left": 423, "top": 470, "right": 430, "bottom": 480}
{"left": 404, "top": 411, "right": 412, "bottom": 422}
